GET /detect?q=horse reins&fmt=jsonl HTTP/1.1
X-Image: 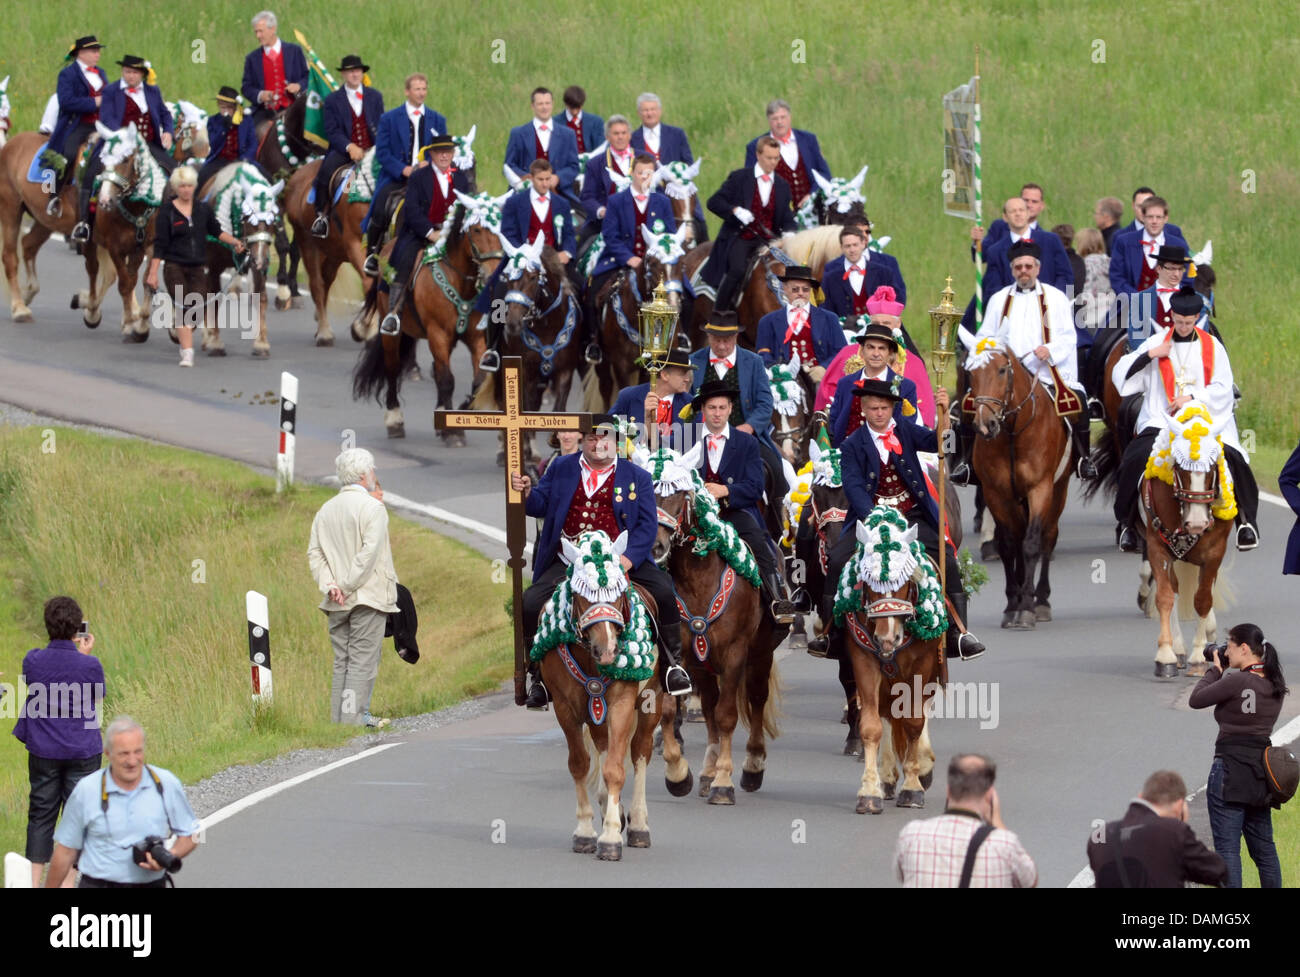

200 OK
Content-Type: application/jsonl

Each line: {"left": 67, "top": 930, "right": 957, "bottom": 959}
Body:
{"left": 1141, "top": 464, "right": 1221, "bottom": 560}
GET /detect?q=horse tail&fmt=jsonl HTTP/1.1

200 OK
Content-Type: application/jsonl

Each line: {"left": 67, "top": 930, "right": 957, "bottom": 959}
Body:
{"left": 581, "top": 725, "right": 604, "bottom": 798}
{"left": 351, "top": 331, "right": 414, "bottom": 405}
{"left": 1173, "top": 561, "right": 1199, "bottom": 622}
{"left": 1082, "top": 429, "right": 1121, "bottom": 503}
{"left": 735, "top": 650, "right": 782, "bottom": 740}
{"left": 358, "top": 268, "right": 383, "bottom": 325}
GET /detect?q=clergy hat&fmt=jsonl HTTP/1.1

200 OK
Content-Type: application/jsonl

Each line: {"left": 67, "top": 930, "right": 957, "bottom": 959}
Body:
{"left": 1169, "top": 284, "right": 1205, "bottom": 317}
{"left": 216, "top": 86, "right": 240, "bottom": 103}
{"left": 855, "top": 321, "right": 899, "bottom": 350}
{"left": 1008, "top": 239, "right": 1042, "bottom": 262}
{"left": 337, "top": 54, "right": 370, "bottom": 73}
{"left": 1153, "top": 244, "right": 1191, "bottom": 266}
{"left": 691, "top": 379, "right": 741, "bottom": 411}
{"left": 703, "top": 309, "right": 740, "bottom": 334}
{"left": 67, "top": 36, "right": 104, "bottom": 57}
{"left": 864, "top": 285, "right": 904, "bottom": 317}
{"left": 851, "top": 376, "right": 902, "bottom": 402}
{"left": 777, "top": 264, "right": 818, "bottom": 285}
{"left": 116, "top": 54, "right": 148, "bottom": 70}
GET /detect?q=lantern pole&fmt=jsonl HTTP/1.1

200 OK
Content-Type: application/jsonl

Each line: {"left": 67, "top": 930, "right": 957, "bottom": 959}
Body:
{"left": 638, "top": 278, "right": 678, "bottom": 455}
{"left": 928, "top": 277, "right": 963, "bottom": 660}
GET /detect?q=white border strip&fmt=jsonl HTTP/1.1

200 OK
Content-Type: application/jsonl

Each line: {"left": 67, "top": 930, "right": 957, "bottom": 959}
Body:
{"left": 1067, "top": 714, "right": 1300, "bottom": 887}
{"left": 199, "top": 742, "right": 403, "bottom": 832}
{"left": 384, "top": 490, "right": 533, "bottom": 558}
{"left": 1260, "top": 490, "right": 1287, "bottom": 509}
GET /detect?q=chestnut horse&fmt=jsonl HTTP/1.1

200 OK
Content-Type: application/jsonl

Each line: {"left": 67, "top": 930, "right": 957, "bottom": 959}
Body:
{"left": 1140, "top": 406, "right": 1234, "bottom": 678}
{"left": 966, "top": 340, "right": 1074, "bottom": 629}
{"left": 352, "top": 195, "right": 505, "bottom": 440}
{"left": 250, "top": 92, "right": 314, "bottom": 310}
{"left": 532, "top": 531, "right": 680, "bottom": 860}
{"left": 654, "top": 158, "right": 705, "bottom": 247}
{"left": 648, "top": 448, "right": 783, "bottom": 805}
{"left": 835, "top": 508, "right": 943, "bottom": 813}
{"left": 767, "top": 354, "right": 816, "bottom": 469}
{"left": 680, "top": 239, "right": 788, "bottom": 350}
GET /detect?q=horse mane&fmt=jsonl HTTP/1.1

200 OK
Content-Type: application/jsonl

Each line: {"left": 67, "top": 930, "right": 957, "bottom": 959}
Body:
{"left": 443, "top": 203, "right": 467, "bottom": 253}
{"left": 540, "top": 246, "right": 566, "bottom": 284}
{"left": 785, "top": 226, "right": 842, "bottom": 271}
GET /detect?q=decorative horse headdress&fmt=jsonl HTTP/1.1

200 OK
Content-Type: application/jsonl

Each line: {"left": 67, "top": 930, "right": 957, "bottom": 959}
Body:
{"left": 768, "top": 353, "right": 805, "bottom": 416}
{"left": 654, "top": 158, "right": 702, "bottom": 201}
{"left": 811, "top": 165, "right": 868, "bottom": 214}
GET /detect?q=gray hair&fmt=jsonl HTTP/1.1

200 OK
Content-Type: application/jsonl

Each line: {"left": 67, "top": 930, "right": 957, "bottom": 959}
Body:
{"left": 170, "top": 165, "right": 198, "bottom": 190}
{"left": 106, "top": 716, "right": 145, "bottom": 752}
{"left": 251, "top": 9, "right": 277, "bottom": 29}
{"left": 605, "top": 113, "right": 630, "bottom": 130}
{"left": 765, "top": 98, "right": 791, "bottom": 117}
{"left": 635, "top": 92, "right": 661, "bottom": 110}
{"left": 335, "top": 448, "right": 376, "bottom": 486}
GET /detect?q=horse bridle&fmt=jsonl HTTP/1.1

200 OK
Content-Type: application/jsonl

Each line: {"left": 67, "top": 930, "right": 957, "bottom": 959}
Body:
{"left": 656, "top": 490, "right": 695, "bottom": 562}
{"left": 971, "top": 350, "right": 1039, "bottom": 432}
{"left": 98, "top": 145, "right": 157, "bottom": 243}
{"left": 808, "top": 490, "right": 847, "bottom": 574}
{"left": 845, "top": 579, "right": 919, "bottom": 673}
{"left": 504, "top": 268, "right": 564, "bottom": 326}
{"left": 1142, "top": 463, "right": 1221, "bottom": 559}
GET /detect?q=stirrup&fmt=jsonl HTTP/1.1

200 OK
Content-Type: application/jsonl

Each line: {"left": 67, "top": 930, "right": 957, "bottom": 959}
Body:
{"left": 584, "top": 343, "right": 603, "bottom": 365}
{"left": 1087, "top": 396, "right": 1105, "bottom": 422}
{"left": 362, "top": 252, "right": 380, "bottom": 278}
{"left": 71, "top": 221, "right": 91, "bottom": 243}
{"left": 956, "top": 632, "right": 986, "bottom": 661}
{"left": 379, "top": 311, "right": 401, "bottom": 336}
{"left": 311, "top": 214, "right": 329, "bottom": 238}
{"left": 46, "top": 196, "right": 64, "bottom": 218}
{"left": 664, "top": 663, "right": 693, "bottom": 696}
{"left": 949, "top": 462, "right": 972, "bottom": 486}
{"left": 479, "top": 349, "right": 501, "bottom": 373}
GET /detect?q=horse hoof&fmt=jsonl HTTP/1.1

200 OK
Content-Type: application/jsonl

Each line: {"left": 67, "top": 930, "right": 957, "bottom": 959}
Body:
{"left": 920, "top": 770, "right": 934, "bottom": 791}
{"left": 251, "top": 346, "right": 270, "bottom": 359}
{"left": 207, "top": 347, "right": 227, "bottom": 357}
{"left": 686, "top": 707, "right": 705, "bottom": 723}
{"left": 315, "top": 335, "right": 334, "bottom": 348}
{"left": 856, "top": 795, "right": 884, "bottom": 815}
{"left": 980, "top": 540, "right": 998, "bottom": 561}
{"left": 843, "top": 736, "right": 863, "bottom": 758}
{"left": 697, "top": 775, "right": 713, "bottom": 798}
{"left": 1035, "top": 603, "right": 1052, "bottom": 622}
{"left": 665, "top": 770, "right": 694, "bottom": 797}
{"left": 882, "top": 781, "right": 896, "bottom": 800}
{"left": 572, "top": 835, "right": 597, "bottom": 854}
{"left": 627, "top": 829, "right": 651, "bottom": 849}
{"left": 12, "top": 306, "right": 33, "bottom": 323}
{"left": 1175, "top": 653, "right": 1187, "bottom": 669}
{"left": 387, "top": 424, "right": 406, "bottom": 439}
{"left": 740, "top": 769, "right": 763, "bottom": 792}
{"left": 83, "top": 314, "right": 100, "bottom": 330}
{"left": 707, "top": 786, "right": 735, "bottom": 806}
{"left": 1015, "top": 610, "right": 1037, "bottom": 629}
{"left": 121, "top": 330, "right": 147, "bottom": 344}
{"left": 1001, "top": 612, "right": 1016, "bottom": 629}
{"left": 596, "top": 841, "right": 622, "bottom": 861}
{"left": 274, "top": 296, "right": 291, "bottom": 311}
{"left": 896, "top": 789, "right": 925, "bottom": 809}
{"left": 1154, "top": 661, "right": 1179, "bottom": 679}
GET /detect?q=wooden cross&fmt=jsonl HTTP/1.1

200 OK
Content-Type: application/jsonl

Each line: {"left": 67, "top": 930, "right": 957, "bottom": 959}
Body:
{"left": 434, "top": 357, "right": 591, "bottom": 705}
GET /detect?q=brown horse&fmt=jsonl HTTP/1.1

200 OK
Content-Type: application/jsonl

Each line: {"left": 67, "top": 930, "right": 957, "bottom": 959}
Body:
{"left": 250, "top": 93, "right": 314, "bottom": 310}
{"left": 966, "top": 341, "right": 1074, "bottom": 629}
{"left": 648, "top": 450, "right": 783, "bottom": 804}
{"left": 1140, "top": 407, "right": 1233, "bottom": 678}
{"left": 767, "top": 354, "right": 816, "bottom": 469}
{"left": 836, "top": 507, "right": 943, "bottom": 813}
{"left": 589, "top": 224, "right": 691, "bottom": 410}
{"left": 352, "top": 197, "right": 504, "bottom": 439}
{"left": 654, "top": 159, "right": 705, "bottom": 248}
{"left": 535, "top": 531, "right": 680, "bottom": 859}
{"left": 680, "top": 239, "right": 788, "bottom": 350}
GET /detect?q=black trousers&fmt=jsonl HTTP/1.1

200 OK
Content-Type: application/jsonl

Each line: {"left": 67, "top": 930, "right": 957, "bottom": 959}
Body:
{"left": 522, "top": 558, "right": 682, "bottom": 655}
{"left": 366, "top": 179, "right": 406, "bottom": 247}
{"left": 821, "top": 510, "right": 962, "bottom": 618}
{"left": 312, "top": 150, "right": 353, "bottom": 211}
{"left": 720, "top": 508, "right": 778, "bottom": 580}
{"left": 54, "top": 122, "right": 97, "bottom": 187}
{"left": 715, "top": 236, "right": 764, "bottom": 311}
{"left": 1115, "top": 427, "right": 1258, "bottom": 529}
{"left": 79, "top": 874, "right": 167, "bottom": 888}
{"left": 26, "top": 753, "right": 101, "bottom": 861}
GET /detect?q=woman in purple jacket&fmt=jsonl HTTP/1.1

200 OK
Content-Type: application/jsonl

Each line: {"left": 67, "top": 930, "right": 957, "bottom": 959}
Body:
{"left": 11, "top": 596, "right": 105, "bottom": 887}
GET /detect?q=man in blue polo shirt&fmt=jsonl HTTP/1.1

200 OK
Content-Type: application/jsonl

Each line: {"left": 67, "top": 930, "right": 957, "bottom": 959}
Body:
{"left": 46, "top": 716, "right": 200, "bottom": 888}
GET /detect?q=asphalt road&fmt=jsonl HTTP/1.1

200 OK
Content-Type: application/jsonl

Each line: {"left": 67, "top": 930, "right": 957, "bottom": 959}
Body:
{"left": 3, "top": 244, "right": 1297, "bottom": 886}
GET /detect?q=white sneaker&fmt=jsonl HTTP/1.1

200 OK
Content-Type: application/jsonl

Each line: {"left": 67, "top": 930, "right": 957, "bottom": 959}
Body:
{"left": 179, "top": 348, "right": 194, "bottom": 367}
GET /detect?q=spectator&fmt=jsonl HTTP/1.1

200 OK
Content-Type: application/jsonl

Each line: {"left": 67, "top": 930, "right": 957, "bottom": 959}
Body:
{"left": 1189, "top": 624, "right": 1289, "bottom": 887}
{"left": 895, "top": 754, "right": 1037, "bottom": 887}
{"left": 1052, "top": 222, "right": 1087, "bottom": 295}
{"left": 46, "top": 716, "right": 200, "bottom": 888}
{"left": 308, "top": 449, "right": 399, "bottom": 727}
{"left": 1093, "top": 196, "right": 1124, "bottom": 252}
{"left": 1282, "top": 436, "right": 1300, "bottom": 576}
{"left": 1074, "top": 227, "right": 1114, "bottom": 330}
{"left": 12, "top": 596, "right": 105, "bottom": 887}
{"left": 1087, "top": 770, "right": 1227, "bottom": 887}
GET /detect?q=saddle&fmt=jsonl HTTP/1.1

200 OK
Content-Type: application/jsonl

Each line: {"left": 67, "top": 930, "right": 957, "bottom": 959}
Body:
{"left": 34, "top": 136, "right": 98, "bottom": 187}
{"left": 308, "top": 166, "right": 354, "bottom": 208}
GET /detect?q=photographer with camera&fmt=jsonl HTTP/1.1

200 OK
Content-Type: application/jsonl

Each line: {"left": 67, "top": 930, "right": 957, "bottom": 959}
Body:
{"left": 45, "top": 716, "right": 200, "bottom": 888}
{"left": 1188, "top": 624, "right": 1289, "bottom": 888}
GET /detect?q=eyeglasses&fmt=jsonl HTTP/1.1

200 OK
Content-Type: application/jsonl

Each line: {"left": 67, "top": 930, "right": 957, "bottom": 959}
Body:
{"left": 786, "top": 285, "right": 811, "bottom": 293}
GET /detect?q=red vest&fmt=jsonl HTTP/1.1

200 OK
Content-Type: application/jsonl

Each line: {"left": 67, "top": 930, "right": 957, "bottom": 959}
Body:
{"left": 845, "top": 397, "right": 867, "bottom": 440}
{"left": 349, "top": 99, "right": 373, "bottom": 150}
{"left": 528, "top": 197, "right": 555, "bottom": 248}
{"left": 784, "top": 320, "right": 817, "bottom": 366}
{"left": 1153, "top": 294, "right": 1174, "bottom": 330}
{"left": 79, "top": 69, "right": 102, "bottom": 123}
{"left": 220, "top": 123, "right": 241, "bottom": 160}
{"left": 534, "top": 129, "right": 549, "bottom": 161}
{"left": 847, "top": 265, "right": 871, "bottom": 315}
{"left": 564, "top": 114, "right": 585, "bottom": 153}
{"left": 262, "top": 49, "right": 290, "bottom": 111}
{"left": 1138, "top": 246, "right": 1159, "bottom": 290}
{"left": 874, "top": 457, "right": 915, "bottom": 515}
{"left": 562, "top": 473, "right": 620, "bottom": 541}
{"left": 740, "top": 181, "right": 776, "bottom": 240}
{"left": 774, "top": 152, "right": 810, "bottom": 206}
{"left": 632, "top": 197, "right": 649, "bottom": 258}
{"left": 427, "top": 168, "right": 455, "bottom": 228}
{"left": 121, "top": 94, "right": 153, "bottom": 144}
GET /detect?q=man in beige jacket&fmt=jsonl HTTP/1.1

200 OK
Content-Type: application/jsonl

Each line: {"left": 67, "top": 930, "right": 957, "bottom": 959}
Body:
{"left": 308, "top": 449, "right": 399, "bottom": 725}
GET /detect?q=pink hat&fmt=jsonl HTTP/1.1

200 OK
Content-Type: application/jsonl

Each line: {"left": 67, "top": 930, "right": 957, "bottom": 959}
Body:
{"left": 865, "top": 285, "right": 904, "bottom": 317}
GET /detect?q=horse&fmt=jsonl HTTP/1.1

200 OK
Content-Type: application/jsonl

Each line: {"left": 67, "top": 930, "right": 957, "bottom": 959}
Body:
{"left": 530, "top": 530, "right": 681, "bottom": 860}
{"left": 588, "top": 224, "right": 690, "bottom": 410}
{"left": 1140, "top": 405, "right": 1235, "bottom": 678}
{"left": 73, "top": 121, "right": 169, "bottom": 341}
{"left": 646, "top": 447, "right": 784, "bottom": 805}
{"left": 250, "top": 92, "right": 315, "bottom": 310}
{"left": 834, "top": 506, "right": 945, "bottom": 813}
{"left": 166, "top": 100, "right": 210, "bottom": 167}
{"left": 0, "top": 75, "right": 10, "bottom": 150}
{"left": 681, "top": 239, "right": 788, "bottom": 350}
{"left": 767, "top": 353, "right": 816, "bottom": 469}
{"left": 197, "top": 164, "right": 282, "bottom": 356}
{"left": 352, "top": 193, "right": 506, "bottom": 439}
{"left": 795, "top": 166, "right": 870, "bottom": 230}
{"left": 654, "top": 158, "right": 705, "bottom": 247}
{"left": 965, "top": 338, "right": 1074, "bottom": 629}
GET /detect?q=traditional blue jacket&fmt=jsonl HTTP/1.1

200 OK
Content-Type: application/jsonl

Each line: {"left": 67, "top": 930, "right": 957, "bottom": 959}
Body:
{"left": 48, "top": 60, "right": 109, "bottom": 158}
{"left": 821, "top": 253, "right": 907, "bottom": 316}
{"left": 828, "top": 368, "right": 919, "bottom": 447}
{"left": 240, "top": 43, "right": 309, "bottom": 106}
{"left": 841, "top": 417, "right": 939, "bottom": 530}
{"left": 1109, "top": 227, "right": 1192, "bottom": 296}
{"left": 692, "top": 426, "right": 765, "bottom": 527}
{"left": 590, "top": 188, "right": 675, "bottom": 278}
{"left": 504, "top": 121, "right": 579, "bottom": 198}
{"left": 98, "top": 80, "right": 173, "bottom": 149}
{"left": 321, "top": 86, "right": 384, "bottom": 156}
{"left": 203, "top": 113, "right": 257, "bottom": 165}
{"left": 755, "top": 305, "right": 845, "bottom": 367}
{"left": 688, "top": 346, "right": 775, "bottom": 450}
{"left": 499, "top": 190, "right": 577, "bottom": 254}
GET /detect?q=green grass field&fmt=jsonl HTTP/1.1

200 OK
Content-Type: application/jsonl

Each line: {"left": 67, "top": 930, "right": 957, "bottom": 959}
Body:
{"left": 1240, "top": 799, "right": 1297, "bottom": 888}
{"left": 0, "top": 424, "right": 514, "bottom": 858}
{"left": 1, "top": 0, "right": 1295, "bottom": 455}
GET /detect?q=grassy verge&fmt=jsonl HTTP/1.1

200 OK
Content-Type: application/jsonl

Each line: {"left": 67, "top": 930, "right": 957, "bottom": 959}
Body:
{"left": 0, "top": 424, "right": 513, "bottom": 857}
{"left": 1241, "top": 796, "right": 1297, "bottom": 888}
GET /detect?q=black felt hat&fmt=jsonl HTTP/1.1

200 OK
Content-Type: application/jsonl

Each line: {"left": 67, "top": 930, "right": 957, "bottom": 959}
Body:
{"left": 1169, "top": 284, "right": 1205, "bottom": 317}
{"left": 337, "top": 54, "right": 370, "bottom": 73}
{"left": 216, "top": 86, "right": 239, "bottom": 103}
{"left": 777, "top": 264, "right": 818, "bottom": 285}
{"left": 116, "top": 54, "right": 148, "bottom": 70}
{"left": 851, "top": 376, "right": 902, "bottom": 402}
{"left": 1007, "top": 239, "right": 1042, "bottom": 262}
{"left": 68, "top": 36, "right": 104, "bottom": 57}
{"left": 1153, "top": 244, "right": 1191, "bottom": 266}
{"left": 702, "top": 309, "right": 740, "bottom": 334}
{"left": 691, "top": 379, "right": 741, "bottom": 411}
{"left": 854, "top": 320, "right": 900, "bottom": 350}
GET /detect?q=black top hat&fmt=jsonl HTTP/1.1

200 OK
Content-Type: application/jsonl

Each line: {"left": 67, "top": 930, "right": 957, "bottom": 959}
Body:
{"left": 426, "top": 133, "right": 456, "bottom": 151}
{"left": 1152, "top": 244, "right": 1191, "bottom": 266}
{"left": 68, "top": 36, "right": 104, "bottom": 56}
{"left": 777, "top": 264, "right": 818, "bottom": 285}
{"left": 1007, "top": 239, "right": 1042, "bottom": 262}
{"left": 579, "top": 412, "right": 619, "bottom": 435}
{"left": 851, "top": 376, "right": 902, "bottom": 402}
{"left": 1169, "top": 284, "right": 1205, "bottom": 317}
{"left": 692, "top": 379, "right": 742, "bottom": 411}
{"left": 703, "top": 309, "right": 740, "bottom": 333}
{"left": 216, "top": 86, "right": 240, "bottom": 103}
{"left": 337, "top": 54, "right": 370, "bottom": 73}
{"left": 116, "top": 54, "right": 148, "bottom": 71}
{"left": 854, "top": 320, "right": 900, "bottom": 350}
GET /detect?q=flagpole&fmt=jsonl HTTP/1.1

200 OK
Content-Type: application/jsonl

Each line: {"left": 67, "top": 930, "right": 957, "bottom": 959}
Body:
{"left": 972, "top": 46, "right": 984, "bottom": 329}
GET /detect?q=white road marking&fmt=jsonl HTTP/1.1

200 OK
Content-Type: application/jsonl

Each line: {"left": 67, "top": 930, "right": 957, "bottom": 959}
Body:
{"left": 198, "top": 743, "right": 404, "bottom": 832}
{"left": 1260, "top": 490, "right": 1287, "bottom": 509}
{"left": 383, "top": 490, "right": 532, "bottom": 558}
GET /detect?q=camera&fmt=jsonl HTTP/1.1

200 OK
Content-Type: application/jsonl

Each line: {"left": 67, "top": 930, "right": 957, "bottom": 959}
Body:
{"left": 133, "top": 836, "right": 183, "bottom": 873}
{"left": 1202, "top": 641, "right": 1227, "bottom": 664}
